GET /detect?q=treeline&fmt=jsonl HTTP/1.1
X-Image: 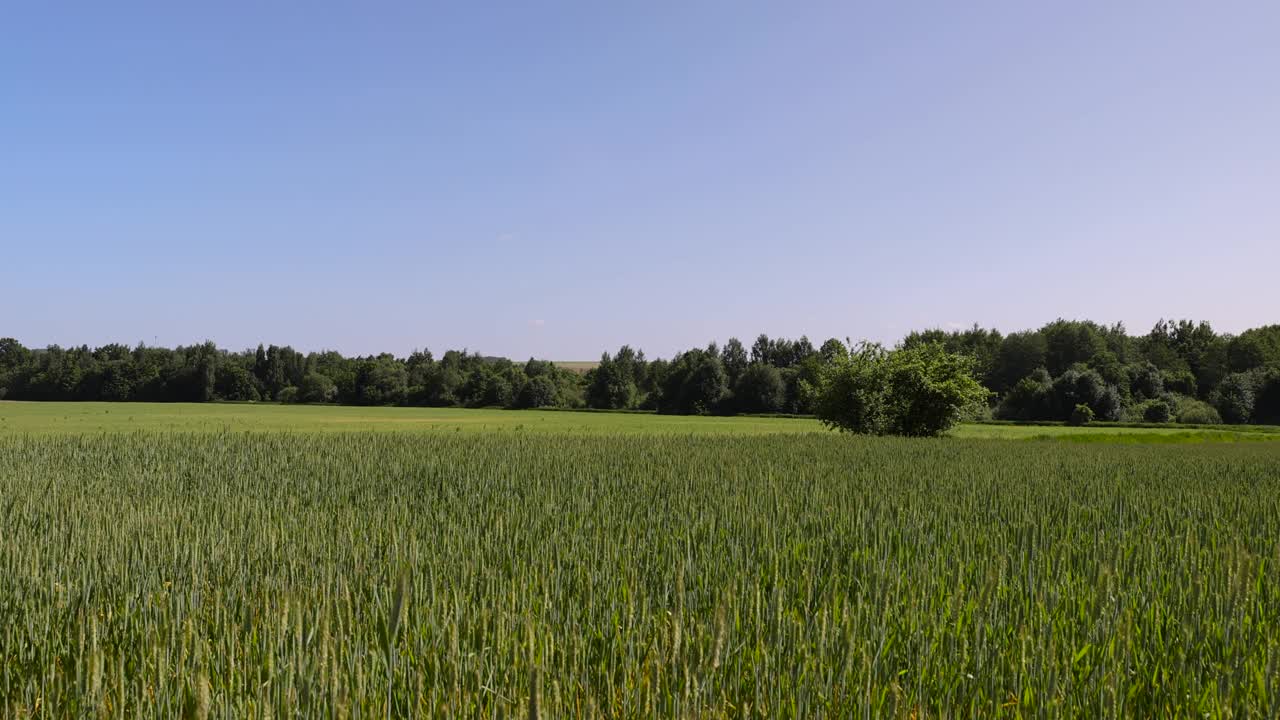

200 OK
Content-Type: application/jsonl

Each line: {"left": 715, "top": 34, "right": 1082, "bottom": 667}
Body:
{"left": 2, "top": 319, "right": 1279, "bottom": 424}
{"left": 904, "top": 320, "right": 1280, "bottom": 426}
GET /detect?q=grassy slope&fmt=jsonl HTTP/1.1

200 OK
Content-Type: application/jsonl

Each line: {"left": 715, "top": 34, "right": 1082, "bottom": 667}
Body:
{"left": 3, "top": 400, "right": 1279, "bottom": 442}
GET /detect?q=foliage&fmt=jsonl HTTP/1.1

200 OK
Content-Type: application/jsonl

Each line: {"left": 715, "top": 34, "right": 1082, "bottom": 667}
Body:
{"left": 354, "top": 356, "right": 408, "bottom": 406}
{"left": 298, "top": 372, "right": 337, "bottom": 404}
{"left": 810, "top": 342, "right": 889, "bottom": 434}
{"left": 880, "top": 343, "right": 992, "bottom": 436}
{"left": 658, "top": 349, "right": 729, "bottom": 415}
{"left": 903, "top": 324, "right": 1004, "bottom": 391}
{"left": 989, "top": 331, "right": 1047, "bottom": 395}
{"left": 1213, "top": 372, "right": 1259, "bottom": 424}
{"left": 1143, "top": 319, "right": 1227, "bottom": 394}
{"left": 585, "top": 349, "right": 639, "bottom": 410}
{"left": 818, "top": 337, "right": 847, "bottom": 361}
{"left": 1254, "top": 368, "right": 1280, "bottom": 425}
{"left": 1068, "top": 403, "right": 1094, "bottom": 426}
{"left": 1, "top": 316, "right": 1278, "bottom": 425}
{"left": 1127, "top": 361, "right": 1164, "bottom": 400}
{"left": 719, "top": 338, "right": 748, "bottom": 386}
{"left": 813, "top": 342, "right": 989, "bottom": 437}
{"left": 749, "top": 334, "right": 816, "bottom": 369}
{"left": 1041, "top": 319, "right": 1109, "bottom": 376}
{"left": 515, "top": 375, "right": 559, "bottom": 408}
{"left": 1227, "top": 325, "right": 1280, "bottom": 373}
{"left": 1161, "top": 367, "right": 1198, "bottom": 397}
{"left": 215, "top": 365, "right": 261, "bottom": 402}
{"left": 1050, "top": 367, "right": 1106, "bottom": 419}
{"left": 1175, "top": 396, "right": 1223, "bottom": 425}
{"left": 732, "top": 363, "right": 786, "bottom": 414}
{"left": 958, "top": 399, "right": 995, "bottom": 423}
{"left": 997, "top": 369, "right": 1053, "bottom": 421}
{"left": 1142, "top": 399, "right": 1173, "bottom": 423}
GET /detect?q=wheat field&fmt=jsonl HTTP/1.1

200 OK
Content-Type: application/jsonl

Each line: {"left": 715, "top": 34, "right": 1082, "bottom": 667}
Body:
{"left": 2, "top": 430, "right": 1279, "bottom": 717}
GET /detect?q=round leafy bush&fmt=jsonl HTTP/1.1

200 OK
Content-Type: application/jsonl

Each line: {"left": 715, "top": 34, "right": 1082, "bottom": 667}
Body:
{"left": 1175, "top": 398, "right": 1222, "bottom": 425}
{"left": 1068, "top": 403, "right": 1094, "bottom": 426}
{"left": 516, "top": 375, "right": 559, "bottom": 409}
{"left": 1142, "top": 400, "right": 1173, "bottom": 423}
{"left": 1213, "top": 372, "right": 1257, "bottom": 424}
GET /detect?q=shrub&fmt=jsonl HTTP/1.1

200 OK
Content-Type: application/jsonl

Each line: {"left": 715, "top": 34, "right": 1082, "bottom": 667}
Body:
{"left": 1050, "top": 366, "right": 1120, "bottom": 421}
{"left": 1213, "top": 372, "right": 1258, "bottom": 424}
{"left": 516, "top": 375, "right": 560, "bottom": 408}
{"left": 1127, "top": 362, "right": 1164, "bottom": 400}
{"left": 298, "top": 372, "right": 338, "bottom": 404}
{"left": 814, "top": 342, "right": 990, "bottom": 437}
{"left": 277, "top": 386, "right": 300, "bottom": 404}
{"left": 1094, "top": 385, "right": 1124, "bottom": 422}
{"left": 997, "top": 369, "right": 1053, "bottom": 420}
{"left": 1068, "top": 404, "right": 1094, "bottom": 426}
{"left": 1161, "top": 368, "right": 1198, "bottom": 397}
{"left": 1175, "top": 397, "right": 1222, "bottom": 425}
{"left": 214, "top": 365, "right": 261, "bottom": 402}
{"left": 1142, "top": 399, "right": 1173, "bottom": 423}
{"left": 658, "top": 350, "right": 729, "bottom": 415}
{"left": 811, "top": 343, "right": 888, "bottom": 434}
{"left": 959, "top": 401, "right": 994, "bottom": 423}
{"left": 480, "top": 375, "right": 514, "bottom": 408}
{"left": 1254, "top": 369, "right": 1280, "bottom": 425}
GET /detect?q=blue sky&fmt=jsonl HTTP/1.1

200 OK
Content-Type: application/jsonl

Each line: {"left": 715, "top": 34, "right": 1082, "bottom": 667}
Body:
{"left": 3, "top": 2, "right": 1277, "bottom": 359}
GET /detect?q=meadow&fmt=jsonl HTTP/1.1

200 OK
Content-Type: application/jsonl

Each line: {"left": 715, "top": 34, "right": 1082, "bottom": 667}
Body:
{"left": 2, "top": 403, "right": 1279, "bottom": 717}
{"left": 4, "top": 401, "right": 1278, "bottom": 442}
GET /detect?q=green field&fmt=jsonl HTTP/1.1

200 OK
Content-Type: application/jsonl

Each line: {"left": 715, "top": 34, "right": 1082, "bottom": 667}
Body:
{"left": 0, "top": 401, "right": 823, "bottom": 436}
{"left": 2, "top": 403, "right": 1280, "bottom": 716}
{"left": 3, "top": 401, "right": 1278, "bottom": 442}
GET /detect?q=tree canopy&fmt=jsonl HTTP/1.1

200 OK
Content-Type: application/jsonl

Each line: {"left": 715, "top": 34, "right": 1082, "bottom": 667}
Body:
{"left": 810, "top": 342, "right": 990, "bottom": 437}
{"left": 2, "top": 317, "right": 1278, "bottom": 428}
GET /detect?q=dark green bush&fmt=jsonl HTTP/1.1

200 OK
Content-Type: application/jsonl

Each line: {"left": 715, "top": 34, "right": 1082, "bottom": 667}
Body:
{"left": 1142, "top": 400, "right": 1173, "bottom": 423}
{"left": 1213, "top": 372, "right": 1258, "bottom": 424}
{"left": 1068, "top": 404, "right": 1095, "bottom": 426}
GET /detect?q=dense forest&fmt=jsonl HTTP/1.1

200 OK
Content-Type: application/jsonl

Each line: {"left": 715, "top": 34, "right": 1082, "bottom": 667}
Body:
{"left": 2, "top": 319, "right": 1280, "bottom": 425}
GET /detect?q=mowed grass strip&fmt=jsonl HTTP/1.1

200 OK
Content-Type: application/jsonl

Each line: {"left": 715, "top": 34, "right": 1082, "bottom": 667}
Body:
{"left": 2, "top": 432, "right": 1279, "bottom": 716}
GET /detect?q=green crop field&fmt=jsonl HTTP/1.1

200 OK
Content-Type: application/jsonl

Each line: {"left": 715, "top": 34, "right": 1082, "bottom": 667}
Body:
{"left": 0, "top": 401, "right": 820, "bottom": 436}
{"left": 3, "top": 401, "right": 1278, "bottom": 442}
{"left": 2, "top": 403, "right": 1280, "bottom": 717}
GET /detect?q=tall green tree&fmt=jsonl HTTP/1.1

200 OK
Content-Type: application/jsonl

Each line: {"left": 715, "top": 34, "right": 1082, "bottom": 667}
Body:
{"left": 720, "top": 338, "right": 748, "bottom": 386}
{"left": 658, "top": 349, "right": 728, "bottom": 415}
{"left": 734, "top": 363, "right": 785, "bottom": 414}
{"left": 990, "top": 331, "right": 1047, "bottom": 395}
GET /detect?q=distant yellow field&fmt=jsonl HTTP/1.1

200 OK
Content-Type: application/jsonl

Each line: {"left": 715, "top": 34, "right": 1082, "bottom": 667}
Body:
{"left": 552, "top": 360, "right": 599, "bottom": 374}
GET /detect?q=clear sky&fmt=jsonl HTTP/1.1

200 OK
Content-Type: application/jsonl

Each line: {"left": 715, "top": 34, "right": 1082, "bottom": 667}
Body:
{"left": 3, "top": 2, "right": 1277, "bottom": 359}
